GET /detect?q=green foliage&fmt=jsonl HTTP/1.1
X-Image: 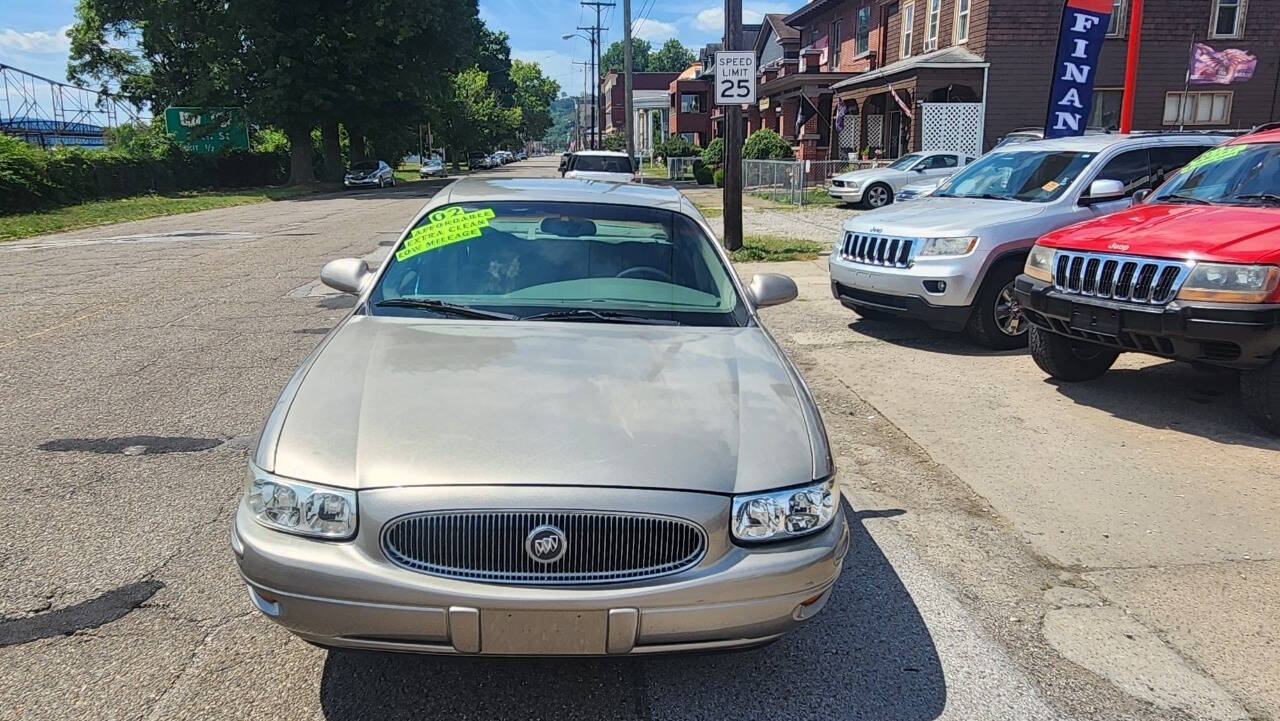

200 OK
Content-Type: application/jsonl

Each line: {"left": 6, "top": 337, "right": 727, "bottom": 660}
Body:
{"left": 743, "top": 128, "right": 795, "bottom": 160}
{"left": 692, "top": 159, "right": 714, "bottom": 186}
{"left": 701, "top": 137, "right": 724, "bottom": 167}
{"left": 0, "top": 134, "right": 287, "bottom": 215}
{"left": 434, "top": 67, "right": 522, "bottom": 163}
{"left": 542, "top": 95, "right": 577, "bottom": 151}
{"left": 730, "top": 235, "right": 825, "bottom": 262}
{"left": 103, "top": 118, "right": 177, "bottom": 157}
{"left": 601, "top": 132, "right": 629, "bottom": 152}
{"left": 511, "top": 60, "right": 561, "bottom": 142}
{"left": 252, "top": 127, "right": 291, "bottom": 155}
{"left": 601, "top": 38, "right": 653, "bottom": 73}
{"left": 650, "top": 39, "right": 696, "bottom": 73}
{"left": 713, "top": 167, "right": 725, "bottom": 188}
{"left": 654, "top": 134, "right": 699, "bottom": 160}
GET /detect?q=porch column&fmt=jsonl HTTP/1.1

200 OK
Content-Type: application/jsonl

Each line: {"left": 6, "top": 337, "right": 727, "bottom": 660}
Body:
{"left": 780, "top": 98, "right": 799, "bottom": 140}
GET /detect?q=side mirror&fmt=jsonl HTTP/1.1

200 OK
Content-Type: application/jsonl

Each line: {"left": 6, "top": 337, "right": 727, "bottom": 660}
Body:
{"left": 1082, "top": 178, "right": 1126, "bottom": 204}
{"left": 321, "top": 258, "right": 372, "bottom": 295}
{"left": 748, "top": 273, "right": 799, "bottom": 308}
{"left": 1133, "top": 188, "right": 1152, "bottom": 203}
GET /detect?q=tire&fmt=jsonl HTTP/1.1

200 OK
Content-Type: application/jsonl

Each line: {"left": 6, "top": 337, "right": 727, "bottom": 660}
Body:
{"left": 1029, "top": 326, "right": 1119, "bottom": 381}
{"left": 860, "top": 183, "right": 892, "bottom": 209}
{"left": 965, "top": 260, "right": 1031, "bottom": 350}
{"left": 1241, "top": 358, "right": 1280, "bottom": 435}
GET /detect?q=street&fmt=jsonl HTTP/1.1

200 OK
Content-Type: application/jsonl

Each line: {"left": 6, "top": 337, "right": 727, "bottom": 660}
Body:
{"left": 0, "top": 155, "right": 1274, "bottom": 721}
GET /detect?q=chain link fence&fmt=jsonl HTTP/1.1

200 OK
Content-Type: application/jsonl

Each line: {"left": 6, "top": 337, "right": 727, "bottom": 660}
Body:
{"left": 742, "top": 159, "right": 893, "bottom": 206}
{"left": 666, "top": 156, "right": 699, "bottom": 181}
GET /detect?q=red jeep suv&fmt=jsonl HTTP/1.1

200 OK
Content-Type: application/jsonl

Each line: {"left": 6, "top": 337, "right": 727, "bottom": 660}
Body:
{"left": 1016, "top": 128, "right": 1280, "bottom": 433}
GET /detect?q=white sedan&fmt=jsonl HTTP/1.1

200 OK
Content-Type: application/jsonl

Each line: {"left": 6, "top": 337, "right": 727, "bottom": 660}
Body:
{"left": 828, "top": 151, "right": 973, "bottom": 209}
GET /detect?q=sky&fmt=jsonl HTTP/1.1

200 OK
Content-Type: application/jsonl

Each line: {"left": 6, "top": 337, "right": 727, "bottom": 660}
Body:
{"left": 0, "top": 0, "right": 794, "bottom": 97}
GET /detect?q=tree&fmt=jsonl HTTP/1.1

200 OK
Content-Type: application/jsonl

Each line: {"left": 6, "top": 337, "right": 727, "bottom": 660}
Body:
{"left": 511, "top": 60, "right": 561, "bottom": 144}
{"left": 743, "top": 128, "right": 795, "bottom": 159}
{"left": 650, "top": 39, "right": 696, "bottom": 73}
{"left": 434, "top": 67, "right": 522, "bottom": 171}
{"left": 542, "top": 95, "right": 578, "bottom": 151}
{"left": 600, "top": 38, "right": 651, "bottom": 74}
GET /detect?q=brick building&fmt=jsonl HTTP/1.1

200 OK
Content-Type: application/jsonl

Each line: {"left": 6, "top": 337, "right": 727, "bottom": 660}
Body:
{"left": 600, "top": 70, "right": 681, "bottom": 150}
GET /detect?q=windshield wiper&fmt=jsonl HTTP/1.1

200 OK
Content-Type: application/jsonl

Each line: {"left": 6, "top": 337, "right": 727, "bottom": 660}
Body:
{"left": 978, "top": 193, "right": 1016, "bottom": 201}
{"left": 522, "top": 309, "right": 684, "bottom": 326}
{"left": 1162, "top": 193, "right": 1208, "bottom": 204}
{"left": 1232, "top": 192, "right": 1280, "bottom": 205}
{"left": 374, "top": 298, "right": 518, "bottom": 320}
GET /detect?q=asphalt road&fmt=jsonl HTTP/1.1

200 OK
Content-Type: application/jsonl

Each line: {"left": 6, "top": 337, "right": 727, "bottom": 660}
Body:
{"left": 0, "top": 156, "right": 1258, "bottom": 720}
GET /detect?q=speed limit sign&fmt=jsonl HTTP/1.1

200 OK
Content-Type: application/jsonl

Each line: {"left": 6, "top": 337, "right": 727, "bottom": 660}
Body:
{"left": 715, "top": 51, "right": 757, "bottom": 105}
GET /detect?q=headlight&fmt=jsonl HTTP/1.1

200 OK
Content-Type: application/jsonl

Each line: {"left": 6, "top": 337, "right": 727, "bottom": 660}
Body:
{"left": 246, "top": 467, "right": 357, "bottom": 539}
{"left": 1177, "top": 263, "right": 1280, "bottom": 303}
{"left": 1025, "top": 244, "right": 1056, "bottom": 283}
{"left": 731, "top": 477, "right": 838, "bottom": 542}
{"left": 917, "top": 236, "right": 979, "bottom": 257}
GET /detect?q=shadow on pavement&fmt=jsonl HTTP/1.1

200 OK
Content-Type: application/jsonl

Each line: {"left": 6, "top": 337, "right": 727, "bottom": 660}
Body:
{"left": 318, "top": 504, "right": 945, "bottom": 721}
{"left": 844, "top": 318, "right": 1028, "bottom": 358}
{"left": 1048, "top": 361, "right": 1280, "bottom": 450}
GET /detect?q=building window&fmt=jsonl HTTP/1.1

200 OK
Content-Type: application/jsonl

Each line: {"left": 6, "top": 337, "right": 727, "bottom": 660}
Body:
{"left": 856, "top": 7, "right": 871, "bottom": 55}
{"left": 1106, "top": 0, "right": 1127, "bottom": 37}
{"left": 1210, "top": 0, "right": 1244, "bottom": 39}
{"left": 1163, "top": 90, "right": 1232, "bottom": 125}
{"left": 901, "top": 2, "right": 915, "bottom": 57}
{"left": 924, "top": 0, "right": 941, "bottom": 51}
{"left": 680, "top": 93, "right": 702, "bottom": 114}
{"left": 1089, "top": 89, "right": 1123, "bottom": 130}
{"left": 954, "top": 0, "right": 970, "bottom": 43}
{"left": 831, "top": 19, "right": 843, "bottom": 67}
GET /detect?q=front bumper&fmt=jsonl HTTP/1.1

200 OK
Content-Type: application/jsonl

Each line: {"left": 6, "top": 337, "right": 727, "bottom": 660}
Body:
{"left": 344, "top": 178, "right": 381, "bottom": 187}
{"left": 1016, "top": 275, "right": 1280, "bottom": 369}
{"left": 827, "top": 185, "right": 863, "bottom": 201}
{"left": 233, "top": 485, "right": 848, "bottom": 655}
{"left": 828, "top": 254, "right": 984, "bottom": 331}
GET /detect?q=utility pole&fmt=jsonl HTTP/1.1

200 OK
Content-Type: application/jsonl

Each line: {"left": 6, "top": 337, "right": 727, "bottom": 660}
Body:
{"left": 723, "top": 0, "right": 744, "bottom": 251}
{"left": 582, "top": 1, "right": 614, "bottom": 149}
{"left": 622, "top": 0, "right": 636, "bottom": 163}
{"left": 572, "top": 60, "right": 591, "bottom": 150}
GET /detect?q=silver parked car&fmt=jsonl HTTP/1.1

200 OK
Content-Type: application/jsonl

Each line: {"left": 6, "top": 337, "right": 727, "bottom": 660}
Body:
{"left": 344, "top": 160, "right": 396, "bottom": 189}
{"left": 234, "top": 178, "right": 849, "bottom": 656}
{"left": 827, "top": 151, "right": 973, "bottom": 209}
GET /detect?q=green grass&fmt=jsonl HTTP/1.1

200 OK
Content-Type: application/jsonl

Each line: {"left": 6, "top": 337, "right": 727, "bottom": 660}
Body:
{"left": 0, "top": 184, "right": 334, "bottom": 242}
{"left": 694, "top": 202, "right": 723, "bottom": 218}
{"left": 729, "top": 234, "right": 826, "bottom": 262}
{"left": 751, "top": 188, "right": 844, "bottom": 207}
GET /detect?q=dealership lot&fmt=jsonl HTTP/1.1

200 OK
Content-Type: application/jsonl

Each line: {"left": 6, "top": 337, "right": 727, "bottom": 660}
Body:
{"left": 0, "top": 158, "right": 1274, "bottom": 720}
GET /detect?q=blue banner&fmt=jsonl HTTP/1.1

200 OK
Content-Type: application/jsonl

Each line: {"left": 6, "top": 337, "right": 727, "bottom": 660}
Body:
{"left": 1044, "top": 0, "right": 1114, "bottom": 139}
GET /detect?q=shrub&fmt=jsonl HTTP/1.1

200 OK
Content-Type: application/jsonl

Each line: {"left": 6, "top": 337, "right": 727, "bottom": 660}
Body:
{"left": 654, "top": 134, "right": 699, "bottom": 160}
{"left": 713, "top": 167, "right": 725, "bottom": 188}
{"left": 692, "top": 159, "right": 714, "bottom": 185}
{"left": 601, "top": 132, "right": 629, "bottom": 152}
{"left": 701, "top": 137, "right": 724, "bottom": 167}
{"left": 743, "top": 128, "right": 794, "bottom": 160}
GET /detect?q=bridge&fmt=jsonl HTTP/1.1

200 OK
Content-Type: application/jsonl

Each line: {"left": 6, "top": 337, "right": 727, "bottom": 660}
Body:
{"left": 1, "top": 63, "right": 144, "bottom": 148}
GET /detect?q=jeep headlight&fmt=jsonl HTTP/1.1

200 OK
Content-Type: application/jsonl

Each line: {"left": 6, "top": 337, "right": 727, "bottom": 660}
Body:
{"left": 917, "top": 236, "right": 979, "bottom": 257}
{"left": 1177, "top": 263, "right": 1280, "bottom": 303}
{"left": 1024, "top": 244, "right": 1056, "bottom": 283}
{"left": 731, "top": 477, "right": 838, "bottom": 542}
{"left": 246, "top": 465, "right": 357, "bottom": 539}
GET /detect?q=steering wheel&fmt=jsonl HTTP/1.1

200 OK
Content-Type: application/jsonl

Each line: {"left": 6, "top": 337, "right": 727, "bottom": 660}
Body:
{"left": 615, "top": 266, "right": 673, "bottom": 282}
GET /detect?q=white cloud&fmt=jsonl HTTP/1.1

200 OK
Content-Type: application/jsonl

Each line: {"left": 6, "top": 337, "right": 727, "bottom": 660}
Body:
{"left": 692, "top": 3, "right": 789, "bottom": 33}
{"left": 0, "top": 25, "right": 72, "bottom": 54}
{"left": 632, "top": 19, "right": 679, "bottom": 43}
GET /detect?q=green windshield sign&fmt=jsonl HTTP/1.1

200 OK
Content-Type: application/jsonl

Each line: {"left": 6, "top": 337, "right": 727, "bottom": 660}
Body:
{"left": 164, "top": 107, "right": 250, "bottom": 153}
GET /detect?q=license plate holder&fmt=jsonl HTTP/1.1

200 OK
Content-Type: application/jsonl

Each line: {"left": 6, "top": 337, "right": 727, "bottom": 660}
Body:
{"left": 480, "top": 610, "right": 607, "bottom": 655}
{"left": 1069, "top": 304, "right": 1121, "bottom": 336}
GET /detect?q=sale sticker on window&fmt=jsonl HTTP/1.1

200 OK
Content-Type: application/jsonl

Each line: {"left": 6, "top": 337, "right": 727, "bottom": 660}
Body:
{"left": 1181, "top": 144, "right": 1247, "bottom": 174}
{"left": 395, "top": 207, "right": 496, "bottom": 261}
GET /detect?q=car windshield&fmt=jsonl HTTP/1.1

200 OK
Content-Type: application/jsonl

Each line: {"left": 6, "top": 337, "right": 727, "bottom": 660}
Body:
{"left": 1150, "top": 143, "right": 1280, "bottom": 206}
{"left": 370, "top": 201, "right": 746, "bottom": 326}
{"left": 936, "top": 150, "right": 1095, "bottom": 202}
{"left": 573, "top": 155, "right": 632, "bottom": 173}
{"left": 888, "top": 153, "right": 924, "bottom": 170}
{"left": 350, "top": 161, "right": 379, "bottom": 171}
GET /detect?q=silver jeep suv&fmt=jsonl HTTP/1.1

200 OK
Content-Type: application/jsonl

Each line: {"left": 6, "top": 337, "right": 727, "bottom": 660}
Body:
{"left": 828, "top": 133, "right": 1227, "bottom": 348}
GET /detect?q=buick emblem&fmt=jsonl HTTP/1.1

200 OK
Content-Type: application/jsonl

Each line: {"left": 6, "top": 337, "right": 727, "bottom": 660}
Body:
{"left": 525, "top": 524, "right": 567, "bottom": 564}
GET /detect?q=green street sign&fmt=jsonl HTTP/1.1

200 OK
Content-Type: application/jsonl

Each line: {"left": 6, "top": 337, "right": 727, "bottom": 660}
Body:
{"left": 164, "top": 107, "right": 250, "bottom": 153}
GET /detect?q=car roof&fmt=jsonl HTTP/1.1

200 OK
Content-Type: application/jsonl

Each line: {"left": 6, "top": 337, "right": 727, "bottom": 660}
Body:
{"left": 441, "top": 178, "right": 685, "bottom": 210}
{"left": 1229, "top": 127, "right": 1280, "bottom": 145}
{"left": 574, "top": 150, "right": 631, "bottom": 157}
{"left": 992, "top": 132, "right": 1228, "bottom": 154}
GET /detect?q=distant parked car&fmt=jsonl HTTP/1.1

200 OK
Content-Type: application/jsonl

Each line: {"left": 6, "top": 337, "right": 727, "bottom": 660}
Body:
{"left": 419, "top": 156, "right": 446, "bottom": 179}
{"left": 895, "top": 176, "right": 950, "bottom": 203}
{"left": 344, "top": 160, "right": 395, "bottom": 189}
{"left": 563, "top": 151, "right": 636, "bottom": 183}
{"left": 558, "top": 152, "right": 573, "bottom": 176}
{"left": 827, "top": 151, "right": 974, "bottom": 209}
{"left": 516, "top": 151, "right": 528, "bottom": 161}
{"left": 468, "top": 152, "right": 493, "bottom": 170}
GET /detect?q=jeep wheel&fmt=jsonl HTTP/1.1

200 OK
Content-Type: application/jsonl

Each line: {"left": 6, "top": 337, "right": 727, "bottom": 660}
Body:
{"left": 1241, "top": 358, "right": 1280, "bottom": 435}
{"left": 1029, "top": 326, "right": 1119, "bottom": 381}
{"left": 861, "top": 183, "right": 892, "bottom": 209}
{"left": 965, "top": 260, "right": 1029, "bottom": 350}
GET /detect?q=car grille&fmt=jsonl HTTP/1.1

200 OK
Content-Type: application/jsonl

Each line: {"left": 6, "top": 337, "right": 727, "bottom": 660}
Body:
{"left": 382, "top": 510, "right": 707, "bottom": 585}
{"left": 838, "top": 232, "right": 915, "bottom": 267}
{"left": 1052, "top": 250, "right": 1191, "bottom": 305}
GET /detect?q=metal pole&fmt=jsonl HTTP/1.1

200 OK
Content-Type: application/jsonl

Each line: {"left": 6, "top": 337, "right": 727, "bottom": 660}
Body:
{"left": 623, "top": 0, "right": 636, "bottom": 164}
{"left": 723, "top": 0, "right": 744, "bottom": 252}
{"left": 1119, "top": 0, "right": 1144, "bottom": 133}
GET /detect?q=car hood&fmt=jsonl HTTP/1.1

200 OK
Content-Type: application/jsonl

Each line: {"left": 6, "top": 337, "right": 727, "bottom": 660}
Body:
{"left": 269, "top": 316, "right": 818, "bottom": 494}
{"left": 1041, "top": 203, "right": 1280, "bottom": 263}
{"left": 847, "top": 196, "right": 1048, "bottom": 235}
